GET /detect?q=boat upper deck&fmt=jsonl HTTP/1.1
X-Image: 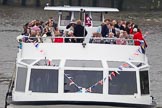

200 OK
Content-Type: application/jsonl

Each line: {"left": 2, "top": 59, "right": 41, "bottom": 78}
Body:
{"left": 44, "top": 6, "right": 119, "bottom": 12}
{"left": 17, "top": 5, "right": 148, "bottom": 65}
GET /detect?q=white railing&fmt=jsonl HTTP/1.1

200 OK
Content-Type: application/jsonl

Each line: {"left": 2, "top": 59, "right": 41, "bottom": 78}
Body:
{"left": 17, "top": 35, "right": 137, "bottom": 45}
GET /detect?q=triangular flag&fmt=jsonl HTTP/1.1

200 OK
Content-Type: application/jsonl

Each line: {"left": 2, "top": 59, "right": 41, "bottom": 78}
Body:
{"left": 65, "top": 74, "right": 70, "bottom": 76}
{"left": 86, "top": 88, "right": 92, "bottom": 92}
{"left": 140, "top": 45, "right": 146, "bottom": 54}
{"left": 78, "top": 86, "right": 82, "bottom": 89}
{"left": 91, "top": 85, "right": 96, "bottom": 88}
{"left": 108, "top": 75, "right": 112, "bottom": 80}
{"left": 67, "top": 77, "right": 72, "bottom": 79}
{"left": 129, "top": 58, "right": 133, "bottom": 60}
{"left": 48, "top": 60, "right": 51, "bottom": 66}
{"left": 140, "top": 40, "right": 144, "bottom": 45}
{"left": 98, "top": 80, "right": 103, "bottom": 85}
{"left": 40, "top": 49, "right": 44, "bottom": 53}
{"left": 94, "top": 82, "right": 98, "bottom": 86}
{"left": 34, "top": 42, "right": 39, "bottom": 48}
{"left": 115, "top": 71, "right": 120, "bottom": 75}
{"left": 69, "top": 81, "right": 75, "bottom": 86}
{"left": 137, "top": 48, "right": 142, "bottom": 53}
{"left": 122, "top": 63, "right": 129, "bottom": 67}
{"left": 39, "top": 49, "right": 46, "bottom": 55}
{"left": 103, "top": 77, "right": 107, "bottom": 81}
{"left": 118, "top": 66, "right": 123, "bottom": 70}
{"left": 111, "top": 72, "right": 116, "bottom": 77}
{"left": 133, "top": 52, "right": 139, "bottom": 56}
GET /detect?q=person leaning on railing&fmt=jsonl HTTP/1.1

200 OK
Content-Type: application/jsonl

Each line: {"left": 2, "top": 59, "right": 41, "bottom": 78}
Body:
{"left": 89, "top": 32, "right": 103, "bottom": 43}
{"left": 133, "top": 28, "right": 147, "bottom": 47}
{"left": 64, "top": 20, "right": 77, "bottom": 43}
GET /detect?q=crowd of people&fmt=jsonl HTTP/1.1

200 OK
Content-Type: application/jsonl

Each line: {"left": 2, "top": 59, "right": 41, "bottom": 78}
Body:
{"left": 17, "top": 17, "right": 87, "bottom": 43}
{"left": 17, "top": 16, "right": 147, "bottom": 48}
{"left": 90, "top": 18, "right": 148, "bottom": 47}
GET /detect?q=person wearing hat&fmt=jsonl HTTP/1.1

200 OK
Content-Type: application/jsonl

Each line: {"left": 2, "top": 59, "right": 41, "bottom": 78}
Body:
{"left": 66, "top": 19, "right": 76, "bottom": 29}
{"left": 133, "top": 28, "right": 147, "bottom": 48}
{"left": 64, "top": 20, "right": 76, "bottom": 43}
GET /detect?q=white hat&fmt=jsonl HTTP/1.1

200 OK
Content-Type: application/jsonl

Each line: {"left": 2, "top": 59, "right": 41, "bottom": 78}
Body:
{"left": 133, "top": 28, "right": 138, "bottom": 32}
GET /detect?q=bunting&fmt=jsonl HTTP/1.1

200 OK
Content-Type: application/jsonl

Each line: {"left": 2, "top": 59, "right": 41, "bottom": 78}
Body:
{"left": 29, "top": 33, "right": 146, "bottom": 93}
{"left": 64, "top": 63, "right": 128, "bottom": 93}
{"left": 118, "top": 66, "right": 123, "bottom": 70}
{"left": 47, "top": 59, "right": 51, "bottom": 66}
{"left": 98, "top": 80, "right": 103, "bottom": 85}
{"left": 33, "top": 41, "right": 39, "bottom": 48}
{"left": 122, "top": 63, "right": 129, "bottom": 68}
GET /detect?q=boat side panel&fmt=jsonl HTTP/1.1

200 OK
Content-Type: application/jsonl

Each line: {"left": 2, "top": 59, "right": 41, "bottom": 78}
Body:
{"left": 20, "top": 43, "right": 145, "bottom": 62}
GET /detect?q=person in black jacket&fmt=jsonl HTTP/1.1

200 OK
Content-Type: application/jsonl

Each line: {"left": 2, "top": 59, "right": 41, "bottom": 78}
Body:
{"left": 114, "top": 20, "right": 125, "bottom": 30}
{"left": 73, "top": 20, "right": 87, "bottom": 43}
{"left": 101, "top": 19, "right": 111, "bottom": 37}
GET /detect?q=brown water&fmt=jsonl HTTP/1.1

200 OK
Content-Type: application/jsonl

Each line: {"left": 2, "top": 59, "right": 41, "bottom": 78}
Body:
{"left": 0, "top": 5, "right": 162, "bottom": 108}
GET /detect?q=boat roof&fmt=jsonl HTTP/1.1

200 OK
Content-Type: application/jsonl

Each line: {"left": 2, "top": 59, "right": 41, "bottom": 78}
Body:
{"left": 44, "top": 6, "right": 119, "bottom": 12}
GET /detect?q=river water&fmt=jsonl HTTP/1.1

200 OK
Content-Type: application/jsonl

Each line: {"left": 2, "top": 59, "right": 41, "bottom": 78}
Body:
{"left": 0, "top": 5, "right": 162, "bottom": 108}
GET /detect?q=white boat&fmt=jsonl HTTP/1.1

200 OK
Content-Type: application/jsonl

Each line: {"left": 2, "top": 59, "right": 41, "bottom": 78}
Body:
{"left": 5, "top": 6, "right": 156, "bottom": 108}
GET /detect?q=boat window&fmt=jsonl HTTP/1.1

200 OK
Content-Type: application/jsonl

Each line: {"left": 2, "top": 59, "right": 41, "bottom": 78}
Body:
{"left": 60, "top": 11, "right": 71, "bottom": 26}
{"left": 107, "top": 61, "right": 133, "bottom": 68}
{"left": 74, "top": 11, "right": 84, "bottom": 21}
{"left": 21, "top": 59, "right": 35, "bottom": 65}
{"left": 65, "top": 60, "right": 103, "bottom": 68}
{"left": 140, "top": 71, "right": 150, "bottom": 94}
{"left": 73, "top": 12, "right": 102, "bottom": 27}
{"left": 64, "top": 70, "right": 103, "bottom": 93}
{"left": 15, "top": 67, "right": 27, "bottom": 92}
{"left": 34, "top": 59, "right": 60, "bottom": 66}
{"left": 108, "top": 71, "right": 137, "bottom": 95}
{"left": 29, "top": 69, "right": 58, "bottom": 93}
{"left": 91, "top": 12, "right": 102, "bottom": 27}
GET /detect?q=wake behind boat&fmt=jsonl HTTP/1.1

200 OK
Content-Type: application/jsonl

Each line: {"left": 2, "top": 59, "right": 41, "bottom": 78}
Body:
{"left": 5, "top": 5, "right": 156, "bottom": 108}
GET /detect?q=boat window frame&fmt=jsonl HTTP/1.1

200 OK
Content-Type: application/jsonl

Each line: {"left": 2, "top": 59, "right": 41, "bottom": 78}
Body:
{"left": 65, "top": 59, "right": 103, "bottom": 68}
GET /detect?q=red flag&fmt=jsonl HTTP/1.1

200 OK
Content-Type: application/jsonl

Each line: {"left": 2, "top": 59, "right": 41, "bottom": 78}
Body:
{"left": 111, "top": 72, "right": 116, "bottom": 77}
{"left": 48, "top": 60, "right": 51, "bottom": 66}
{"left": 40, "top": 50, "right": 44, "bottom": 53}
{"left": 134, "top": 52, "right": 139, "bottom": 56}
{"left": 98, "top": 80, "right": 103, "bottom": 85}
{"left": 122, "top": 63, "right": 129, "bottom": 67}
{"left": 86, "top": 88, "right": 92, "bottom": 92}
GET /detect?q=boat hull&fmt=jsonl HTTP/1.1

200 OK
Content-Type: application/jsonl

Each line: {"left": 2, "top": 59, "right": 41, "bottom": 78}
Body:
{"left": 7, "top": 101, "right": 156, "bottom": 108}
